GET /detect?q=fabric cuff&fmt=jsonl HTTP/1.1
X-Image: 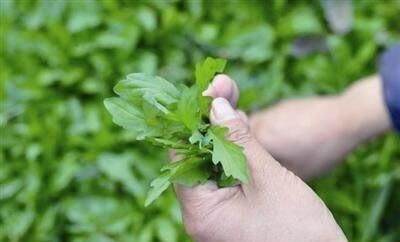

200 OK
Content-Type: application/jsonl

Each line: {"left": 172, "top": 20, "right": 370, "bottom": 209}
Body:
{"left": 379, "top": 44, "right": 400, "bottom": 133}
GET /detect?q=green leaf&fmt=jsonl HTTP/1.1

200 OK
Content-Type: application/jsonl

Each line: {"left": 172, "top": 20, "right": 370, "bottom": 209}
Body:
{"left": 189, "top": 130, "right": 204, "bottom": 144}
{"left": 97, "top": 153, "right": 144, "bottom": 197}
{"left": 151, "top": 138, "right": 189, "bottom": 149}
{"left": 217, "top": 172, "right": 237, "bottom": 187}
{"left": 223, "top": 24, "right": 275, "bottom": 62}
{"left": 145, "top": 157, "right": 212, "bottom": 206}
{"left": 195, "top": 57, "right": 227, "bottom": 92}
{"left": 114, "top": 73, "right": 180, "bottom": 107}
{"left": 103, "top": 97, "right": 146, "bottom": 133}
{"left": 145, "top": 172, "right": 171, "bottom": 207}
{"left": 155, "top": 217, "right": 178, "bottom": 242}
{"left": 114, "top": 73, "right": 180, "bottom": 115}
{"left": 177, "top": 85, "right": 201, "bottom": 131}
{"left": 165, "top": 157, "right": 212, "bottom": 186}
{"left": 104, "top": 97, "right": 181, "bottom": 140}
{"left": 209, "top": 126, "right": 249, "bottom": 183}
{"left": 195, "top": 57, "right": 227, "bottom": 115}
{"left": 3, "top": 210, "right": 34, "bottom": 240}
{"left": 189, "top": 130, "right": 212, "bottom": 148}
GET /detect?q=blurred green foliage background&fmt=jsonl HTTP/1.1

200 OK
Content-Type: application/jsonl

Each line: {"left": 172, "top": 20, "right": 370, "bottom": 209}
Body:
{"left": 1, "top": 0, "right": 399, "bottom": 241}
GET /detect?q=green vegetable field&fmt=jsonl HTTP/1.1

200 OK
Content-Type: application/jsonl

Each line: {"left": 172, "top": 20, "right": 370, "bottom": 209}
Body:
{"left": 1, "top": 0, "right": 399, "bottom": 242}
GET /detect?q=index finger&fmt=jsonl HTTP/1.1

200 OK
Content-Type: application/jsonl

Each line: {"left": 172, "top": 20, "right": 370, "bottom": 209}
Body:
{"left": 202, "top": 74, "right": 240, "bottom": 107}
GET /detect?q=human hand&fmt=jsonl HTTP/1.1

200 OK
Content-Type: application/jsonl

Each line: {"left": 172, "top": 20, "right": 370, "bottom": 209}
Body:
{"left": 206, "top": 75, "right": 391, "bottom": 180}
{"left": 174, "top": 95, "right": 347, "bottom": 242}
{"left": 250, "top": 96, "right": 358, "bottom": 180}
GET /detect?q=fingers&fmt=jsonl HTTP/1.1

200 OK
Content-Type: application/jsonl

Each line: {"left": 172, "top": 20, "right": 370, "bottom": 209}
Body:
{"left": 203, "top": 74, "right": 248, "bottom": 124}
{"left": 173, "top": 75, "right": 242, "bottom": 208}
{"left": 174, "top": 181, "right": 218, "bottom": 205}
{"left": 174, "top": 179, "right": 240, "bottom": 219}
{"left": 237, "top": 110, "right": 249, "bottom": 126}
{"left": 203, "top": 74, "right": 239, "bottom": 107}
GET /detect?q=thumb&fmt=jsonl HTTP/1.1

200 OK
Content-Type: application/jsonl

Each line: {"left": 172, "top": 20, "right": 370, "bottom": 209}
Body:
{"left": 210, "top": 98, "right": 283, "bottom": 189}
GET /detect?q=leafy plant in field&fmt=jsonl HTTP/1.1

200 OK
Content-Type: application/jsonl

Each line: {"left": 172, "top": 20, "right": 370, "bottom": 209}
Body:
{"left": 104, "top": 57, "right": 248, "bottom": 206}
{"left": 2, "top": 0, "right": 399, "bottom": 241}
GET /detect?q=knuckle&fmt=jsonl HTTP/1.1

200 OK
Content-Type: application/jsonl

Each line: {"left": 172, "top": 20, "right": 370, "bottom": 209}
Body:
{"left": 226, "top": 121, "right": 252, "bottom": 145}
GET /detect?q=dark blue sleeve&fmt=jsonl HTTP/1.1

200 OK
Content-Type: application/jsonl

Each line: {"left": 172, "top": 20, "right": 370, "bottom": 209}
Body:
{"left": 379, "top": 44, "right": 400, "bottom": 133}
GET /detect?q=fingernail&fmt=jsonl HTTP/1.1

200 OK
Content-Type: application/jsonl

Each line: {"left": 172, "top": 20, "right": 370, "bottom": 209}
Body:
{"left": 212, "top": 97, "right": 237, "bottom": 122}
{"left": 202, "top": 83, "right": 215, "bottom": 97}
{"left": 202, "top": 88, "right": 213, "bottom": 97}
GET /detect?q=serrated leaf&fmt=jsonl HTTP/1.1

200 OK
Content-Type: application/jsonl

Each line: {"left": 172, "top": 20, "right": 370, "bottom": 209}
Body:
{"left": 217, "top": 172, "right": 237, "bottom": 187}
{"left": 189, "top": 130, "right": 212, "bottom": 148}
{"left": 209, "top": 126, "right": 249, "bottom": 183}
{"left": 189, "top": 130, "right": 203, "bottom": 144}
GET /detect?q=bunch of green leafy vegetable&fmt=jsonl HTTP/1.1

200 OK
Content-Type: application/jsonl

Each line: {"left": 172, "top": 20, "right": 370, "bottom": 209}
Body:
{"left": 104, "top": 57, "right": 248, "bottom": 206}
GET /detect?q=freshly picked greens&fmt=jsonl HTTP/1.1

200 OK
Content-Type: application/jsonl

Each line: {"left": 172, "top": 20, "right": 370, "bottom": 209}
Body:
{"left": 104, "top": 57, "right": 249, "bottom": 206}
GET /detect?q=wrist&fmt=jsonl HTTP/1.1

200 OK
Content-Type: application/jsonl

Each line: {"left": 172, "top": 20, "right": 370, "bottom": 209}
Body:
{"left": 338, "top": 75, "right": 391, "bottom": 143}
